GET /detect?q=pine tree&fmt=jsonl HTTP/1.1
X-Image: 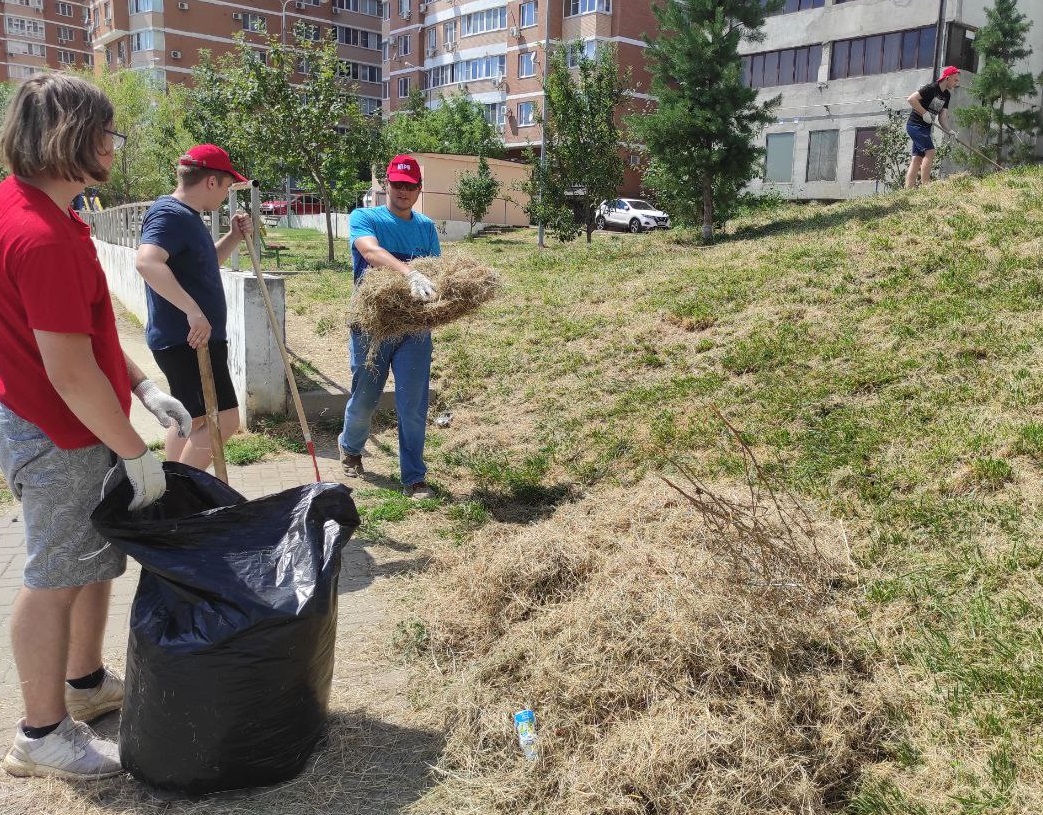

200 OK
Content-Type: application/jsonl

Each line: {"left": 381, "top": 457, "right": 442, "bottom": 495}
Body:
{"left": 632, "top": 0, "right": 781, "bottom": 244}
{"left": 955, "top": 0, "right": 1040, "bottom": 168}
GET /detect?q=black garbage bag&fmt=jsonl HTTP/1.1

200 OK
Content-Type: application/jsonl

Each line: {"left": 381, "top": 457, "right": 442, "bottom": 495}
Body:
{"left": 90, "top": 462, "right": 360, "bottom": 794}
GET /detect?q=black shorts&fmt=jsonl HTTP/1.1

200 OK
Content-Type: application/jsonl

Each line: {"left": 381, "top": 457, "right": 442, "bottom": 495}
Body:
{"left": 152, "top": 341, "right": 239, "bottom": 419}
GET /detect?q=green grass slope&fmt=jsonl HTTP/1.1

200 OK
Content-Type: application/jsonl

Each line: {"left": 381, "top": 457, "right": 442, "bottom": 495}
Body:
{"left": 418, "top": 167, "right": 1043, "bottom": 813}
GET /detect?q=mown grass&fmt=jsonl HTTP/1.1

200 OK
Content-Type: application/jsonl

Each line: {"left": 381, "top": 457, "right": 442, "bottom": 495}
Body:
{"left": 392, "top": 168, "right": 1043, "bottom": 812}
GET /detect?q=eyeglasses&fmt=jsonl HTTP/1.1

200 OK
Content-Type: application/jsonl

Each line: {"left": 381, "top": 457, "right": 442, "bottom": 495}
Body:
{"left": 105, "top": 129, "right": 127, "bottom": 150}
{"left": 388, "top": 181, "right": 420, "bottom": 191}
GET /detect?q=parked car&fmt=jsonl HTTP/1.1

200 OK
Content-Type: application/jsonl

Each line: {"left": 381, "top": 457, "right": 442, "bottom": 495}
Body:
{"left": 259, "top": 193, "right": 325, "bottom": 217}
{"left": 595, "top": 198, "right": 671, "bottom": 233}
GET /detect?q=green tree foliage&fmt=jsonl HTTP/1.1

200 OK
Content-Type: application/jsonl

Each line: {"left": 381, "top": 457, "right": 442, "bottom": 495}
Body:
{"left": 955, "top": 0, "right": 1041, "bottom": 169}
{"left": 456, "top": 155, "right": 501, "bottom": 236}
{"left": 78, "top": 69, "right": 192, "bottom": 205}
{"left": 633, "top": 0, "right": 781, "bottom": 244}
{"left": 185, "top": 28, "right": 376, "bottom": 262}
{"left": 380, "top": 90, "right": 505, "bottom": 162}
{"left": 0, "top": 81, "right": 14, "bottom": 180}
{"left": 526, "top": 41, "right": 631, "bottom": 243}
{"left": 864, "top": 108, "right": 953, "bottom": 191}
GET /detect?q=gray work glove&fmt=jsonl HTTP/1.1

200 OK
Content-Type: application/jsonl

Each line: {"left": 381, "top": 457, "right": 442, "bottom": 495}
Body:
{"left": 921, "top": 111, "right": 935, "bottom": 125}
{"left": 116, "top": 449, "right": 166, "bottom": 512}
{"left": 134, "top": 379, "right": 192, "bottom": 438}
{"left": 405, "top": 269, "right": 436, "bottom": 302}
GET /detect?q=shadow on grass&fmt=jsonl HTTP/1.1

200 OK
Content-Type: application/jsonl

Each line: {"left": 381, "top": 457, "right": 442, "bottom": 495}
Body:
{"left": 467, "top": 482, "right": 578, "bottom": 525}
{"left": 728, "top": 194, "right": 913, "bottom": 242}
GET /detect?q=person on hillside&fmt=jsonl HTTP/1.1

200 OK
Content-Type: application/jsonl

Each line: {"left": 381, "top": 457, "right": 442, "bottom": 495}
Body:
{"left": 905, "top": 65, "right": 960, "bottom": 188}
{"left": 0, "top": 73, "right": 191, "bottom": 781}
{"left": 339, "top": 155, "right": 439, "bottom": 499}
{"left": 135, "top": 144, "right": 252, "bottom": 470}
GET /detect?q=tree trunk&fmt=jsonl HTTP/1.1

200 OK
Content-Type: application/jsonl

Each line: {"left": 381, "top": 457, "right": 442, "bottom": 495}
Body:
{"left": 701, "top": 177, "right": 714, "bottom": 245}
{"left": 996, "top": 94, "right": 1006, "bottom": 167}
{"left": 314, "top": 173, "right": 335, "bottom": 264}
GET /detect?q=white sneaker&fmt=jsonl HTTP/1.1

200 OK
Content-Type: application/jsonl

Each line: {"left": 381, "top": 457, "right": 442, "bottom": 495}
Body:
{"left": 65, "top": 668, "right": 124, "bottom": 722}
{"left": 3, "top": 717, "right": 122, "bottom": 780}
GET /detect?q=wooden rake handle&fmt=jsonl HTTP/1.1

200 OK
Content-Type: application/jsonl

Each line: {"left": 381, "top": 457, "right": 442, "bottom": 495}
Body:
{"left": 196, "top": 344, "right": 229, "bottom": 484}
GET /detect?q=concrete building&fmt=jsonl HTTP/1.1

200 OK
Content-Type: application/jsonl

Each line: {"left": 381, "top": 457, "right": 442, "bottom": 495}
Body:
{"left": 84, "top": 0, "right": 384, "bottom": 112}
{"left": 386, "top": 0, "right": 657, "bottom": 195}
{"left": 1, "top": 0, "right": 93, "bottom": 81}
{"left": 743, "top": 0, "right": 1043, "bottom": 200}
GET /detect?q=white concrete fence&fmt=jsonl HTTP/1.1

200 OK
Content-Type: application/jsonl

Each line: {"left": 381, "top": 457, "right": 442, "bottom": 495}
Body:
{"left": 86, "top": 205, "right": 289, "bottom": 427}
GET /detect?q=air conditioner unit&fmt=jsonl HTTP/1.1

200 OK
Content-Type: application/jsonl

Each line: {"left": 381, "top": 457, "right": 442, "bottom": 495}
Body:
{"left": 444, "top": 41, "right": 456, "bottom": 51}
{"left": 295, "top": 1, "right": 306, "bottom": 8}
{"left": 510, "top": 26, "right": 518, "bottom": 37}
{"left": 170, "top": 49, "right": 182, "bottom": 58}
{"left": 331, "top": 5, "right": 340, "bottom": 12}
{"left": 401, "top": 9, "right": 411, "bottom": 19}
{"left": 418, "top": 1, "right": 427, "bottom": 10}
{"left": 231, "top": 12, "right": 243, "bottom": 20}
{"left": 178, "top": 1, "right": 188, "bottom": 8}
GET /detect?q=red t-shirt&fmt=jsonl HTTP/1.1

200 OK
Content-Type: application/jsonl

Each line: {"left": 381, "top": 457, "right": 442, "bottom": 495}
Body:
{"left": 0, "top": 176, "right": 130, "bottom": 449}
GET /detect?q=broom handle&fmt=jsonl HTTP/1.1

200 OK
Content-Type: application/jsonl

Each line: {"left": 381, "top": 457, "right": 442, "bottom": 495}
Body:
{"left": 242, "top": 232, "right": 322, "bottom": 483}
{"left": 196, "top": 344, "right": 229, "bottom": 484}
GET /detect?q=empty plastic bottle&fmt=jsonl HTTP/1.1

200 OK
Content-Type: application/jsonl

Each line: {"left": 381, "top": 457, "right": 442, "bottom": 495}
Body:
{"left": 513, "top": 709, "right": 538, "bottom": 760}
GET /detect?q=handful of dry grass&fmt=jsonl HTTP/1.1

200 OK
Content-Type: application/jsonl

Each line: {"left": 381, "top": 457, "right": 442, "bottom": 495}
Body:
{"left": 348, "top": 254, "right": 501, "bottom": 352}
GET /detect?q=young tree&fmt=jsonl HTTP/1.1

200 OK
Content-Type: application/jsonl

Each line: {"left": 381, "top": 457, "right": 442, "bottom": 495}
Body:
{"left": 382, "top": 90, "right": 505, "bottom": 160}
{"left": 186, "top": 29, "right": 374, "bottom": 262}
{"left": 456, "top": 155, "right": 501, "bottom": 236}
{"left": 526, "top": 41, "right": 631, "bottom": 243}
{"left": 0, "top": 82, "right": 13, "bottom": 180}
{"left": 955, "top": 0, "right": 1040, "bottom": 168}
{"left": 864, "top": 108, "right": 953, "bottom": 191}
{"left": 632, "top": 0, "right": 781, "bottom": 244}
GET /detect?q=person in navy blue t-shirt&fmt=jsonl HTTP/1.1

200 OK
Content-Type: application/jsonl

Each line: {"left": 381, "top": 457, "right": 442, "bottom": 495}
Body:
{"left": 339, "top": 155, "right": 440, "bottom": 499}
{"left": 134, "top": 144, "right": 252, "bottom": 470}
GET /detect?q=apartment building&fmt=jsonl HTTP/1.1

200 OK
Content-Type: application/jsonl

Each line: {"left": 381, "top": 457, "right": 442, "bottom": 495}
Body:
{"left": 387, "top": 0, "right": 658, "bottom": 195}
{"left": 84, "top": 0, "right": 384, "bottom": 113}
{"left": 1, "top": 0, "right": 93, "bottom": 81}
{"left": 744, "top": 0, "right": 1043, "bottom": 199}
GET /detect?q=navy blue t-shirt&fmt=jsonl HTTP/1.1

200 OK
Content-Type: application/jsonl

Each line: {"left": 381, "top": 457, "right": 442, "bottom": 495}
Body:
{"left": 349, "top": 205, "right": 440, "bottom": 282}
{"left": 139, "top": 195, "right": 226, "bottom": 350}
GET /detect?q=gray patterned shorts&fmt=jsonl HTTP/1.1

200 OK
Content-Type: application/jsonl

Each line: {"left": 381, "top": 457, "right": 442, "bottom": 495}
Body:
{"left": 0, "top": 404, "right": 126, "bottom": 589}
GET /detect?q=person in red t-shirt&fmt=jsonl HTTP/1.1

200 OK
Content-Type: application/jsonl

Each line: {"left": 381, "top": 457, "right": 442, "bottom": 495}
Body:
{"left": 0, "top": 74, "right": 191, "bottom": 781}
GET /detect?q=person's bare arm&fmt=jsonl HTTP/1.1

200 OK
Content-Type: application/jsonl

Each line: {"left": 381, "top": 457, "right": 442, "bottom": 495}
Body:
{"left": 35, "top": 331, "right": 146, "bottom": 459}
{"left": 354, "top": 235, "right": 411, "bottom": 276}
{"left": 135, "top": 243, "right": 210, "bottom": 348}
{"left": 906, "top": 91, "right": 930, "bottom": 117}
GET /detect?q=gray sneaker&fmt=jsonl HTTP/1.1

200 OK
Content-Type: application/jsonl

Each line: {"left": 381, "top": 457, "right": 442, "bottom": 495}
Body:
{"left": 3, "top": 717, "right": 122, "bottom": 780}
{"left": 339, "top": 447, "right": 365, "bottom": 478}
{"left": 65, "top": 667, "right": 123, "bottom": 723}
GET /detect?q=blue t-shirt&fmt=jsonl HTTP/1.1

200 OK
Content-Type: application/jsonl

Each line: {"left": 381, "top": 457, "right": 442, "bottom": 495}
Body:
{"left": 349, "top": 205, "right": 440, "bottom": 282}
{"left": 139, "top": 195, "right": 226, "bottom": 350}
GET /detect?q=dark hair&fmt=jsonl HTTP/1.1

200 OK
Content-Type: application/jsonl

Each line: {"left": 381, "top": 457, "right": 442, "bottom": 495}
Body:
{"left": 1, "top": 73, "right": 115, "bottom": 183}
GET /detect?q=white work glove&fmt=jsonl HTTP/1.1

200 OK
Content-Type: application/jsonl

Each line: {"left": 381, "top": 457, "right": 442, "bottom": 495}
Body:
{"left": 921, "top": 111, "right": 935, "bottom": 125}
{"left": 134, "top": 379, "right": 192, "bottom": 438}
{"left": 405, "top": 269, "right": 436, "bottom": 302}
{"left": 116, "top": 449, "right": 166, "bottom": 512}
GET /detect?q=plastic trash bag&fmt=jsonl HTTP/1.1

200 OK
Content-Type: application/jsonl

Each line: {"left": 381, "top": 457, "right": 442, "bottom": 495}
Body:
{"left": 90, "top": 462, "right": 360, "bottom": 794}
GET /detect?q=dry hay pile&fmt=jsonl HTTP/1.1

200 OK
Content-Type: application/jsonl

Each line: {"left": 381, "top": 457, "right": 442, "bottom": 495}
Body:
{"left": 349, "top": 254, "right": 501, "bottom": 350}
{"left": 408, "top": 473, "right": 891, "bottom": 815}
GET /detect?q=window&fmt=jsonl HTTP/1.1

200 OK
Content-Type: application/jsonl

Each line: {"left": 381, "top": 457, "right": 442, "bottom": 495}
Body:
{"left": 463, "top": 6, "right": 506, "bottom": 36}
{"left": 566, "top": 0, "right": 609, "bottom": 15}
{"left": 57, "top": 25, "right": 73, "bottom": 42}
{"left": 517, "top": 100, "right": 534, "bottom": 125}
{"left": 830, "top": 26, "right": 936, "bottom": 79}
{"left": 484, "top": 102, "right": 506, "bottom": 127}
{"left": 946, "top": 23, "right": 978, "bottom": 72}
{"left": 395, "top": 33, "right": 410, "bottom": 56}
{"left": 518, "top": 51, "right": 535, "bottom": 78}
{"left": 7, "top": 0, "right": 43, "bottom": 9}
{"left": 426, "top": 27, "right": 436, "bottom": 52}
{"left": 58, "top": 48, "right": 75, "bottom": 64}
{"left": 764, "top": 132, "right": 795, "bottom": 182}
{"left": 519, "top": 1, "right": 536, "bottom": 27}
{"left": 742, "top": 45, "right": 821, "bottom": 88}
{"left": 566, "top": 39, "right": 597, "bottom": 67}
{"left": 806, "top": 129, "right": 838, "bottom": 182}
{"left": 381, "top": 80, "right": 389, "bottom": 99}
{"left": 763, "top": 0, "right": 823, "bottom": 14}
{"left": 7, "top": 40, "right": 46, "bottom": 56}
{"left": 337, "top": 26, "right": 381, "bottom": 49}
{"left": 131, "top": 0, "right": 153, "bottom": 12}
{"left": 398, "top": 76, "right": 410, "bottom": 97}
{"left": 56, "top": 1, "right": 73, "bottom": 16}
{"left": 84, "top": 52, "right": 93, "bottom": 67}
{"left": 339, "top": 61, "right": 382, "bottom": 82}
{"left": 443, "top": 20, "right": 455, "bottom": 44}
{"left": 359, "top": 96, "right": 381, "bottom": 115}
{"left": 628, "top": 153, "right": 641, "bottom": 168}
{"left": 851, "top": 127, "right": 881, "bottom": 181}
{"left": 334, "top": 0, "right": 384, "bottom": 15}
{"left": 242, "top": 13, "right": 267, "bottom": 33}
{"left": 131, "top": 29, "right": 154, "bottom": 51}
{"left": 5, "top": 17, "right": 46, "bottom": 39}
{"left": 9, "top": 65, "right": 34, "bottom": 79}
{"left": 398, "top": 0, "right": 409, "bottom": 17}
{"left": 117, "top": 40, "right": 126, "bottom": 62}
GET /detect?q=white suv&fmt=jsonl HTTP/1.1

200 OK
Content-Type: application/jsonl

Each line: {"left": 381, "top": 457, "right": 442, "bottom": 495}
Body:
{"left": 595, "top": 198, "right": 671, "bottom": 233}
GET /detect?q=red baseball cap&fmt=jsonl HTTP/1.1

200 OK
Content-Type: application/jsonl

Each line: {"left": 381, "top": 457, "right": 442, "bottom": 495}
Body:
{"left": 386, "top": 154, "right": 422, "bottom": 184}
{"left": 939, "top": 66, "right": 960, "bottom": 81}
{"left": 178, "top": 144, "right": 248, "bottom": 183}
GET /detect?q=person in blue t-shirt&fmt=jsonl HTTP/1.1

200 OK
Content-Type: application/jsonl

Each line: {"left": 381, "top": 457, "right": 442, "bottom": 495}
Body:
{"left": 134, "top": 144, "right": 252, "bottom": 470}
{"left": 340, "top": 155, "right": 440, "bottom": 499}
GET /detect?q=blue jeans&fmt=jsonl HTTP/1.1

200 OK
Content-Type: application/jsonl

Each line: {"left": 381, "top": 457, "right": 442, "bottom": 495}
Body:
{"left": 339, "top": 329, "right": 432, "bottom": 487}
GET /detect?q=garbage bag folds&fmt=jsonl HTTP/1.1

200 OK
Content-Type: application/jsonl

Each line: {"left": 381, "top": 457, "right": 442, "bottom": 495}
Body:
{"left": 91, "top": 462, "right": 361, "bottom": 794}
